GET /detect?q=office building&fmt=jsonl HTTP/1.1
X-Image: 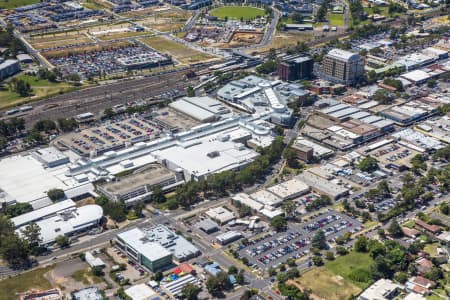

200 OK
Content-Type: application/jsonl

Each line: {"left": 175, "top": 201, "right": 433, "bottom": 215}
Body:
{"left": 116, "top": 225, "right": 200, "bottom": 271}
{"left": 321, "top": 49, "right": 365, "bottom": 85}
{"left": 277, "top": 55, "right": 313, "bottom": 81}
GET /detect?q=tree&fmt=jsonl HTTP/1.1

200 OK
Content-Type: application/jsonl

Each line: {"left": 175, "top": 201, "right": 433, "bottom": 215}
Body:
{"left": 22, "top": 222, "right": 42, "bottom": 254}
{"left": 181, "top": 282, "right": 201, "bottom": 300}
{"left": 256, "top": 60, "right": 277, "bottom": 74}
{"left": 236, "top": 269, "right": 245, "bottom": 285}
{"left": 206, "top": 276, "right": 221, "bottom": 295}
{"left": 291, "top": 11, "right": 303, "bottom": 23}
{"left": 228, "top": 265, "right": 238, "bottom": 275}
{"left": 270, "top": 215, "right": 287, "bottom": 231}
{"left": 387, "top": 220, "right": 403, "bottom": 238}
{"left": 336, "top": 246, "right": 348, "bottom": 256}
{"left": 411, "top": 154, "right": 427, "bottom": 174}
{"left": 4, "top": 203, "right": 33, "bottom": 218}
{"left": 91, "top": 265, "right": 104, "bottom": 276}
{"left": 47, "top": 189, "right": 65, "bottom": 202}
{"left": 55, "top": 235, "right": 69, "bottom": 248}
{"left": 34, "top": 120, "right": 56, "bottom": 133}
{"left": 373, "top": 89, "right": 395, "bottom": 104}
{"left": 439, "top": 202, "right": 449, "bottom": 215}
{"left": 316, "top": 4, "right": 327, "bottom": 22}
{"left": 284, "top": 147, "right": 301, "bottom": 169}
{"left": 354, "top": 236, "right": 368, "bottom": 252}
{"left": 152, "top": 271, "right": 163, "bottom": 281}
{"left": 9, "top": 78, "right": 33, "bottom": 97}
{"left": 152, "top": 185, "right": 166, "bottom": 203}
{"left": 312, "top": 256, "right": 323, "bottom": 266}
{"left": 427, "top": 79, "right": 437, "bottom": 88}
{"left": 358, "top": 156, "right": 378, "bottom": 172}
{"left": 0, "top": 234, "right": 30, "bottom": 267}
{"left": 311, "top": 230, "right": 327, "bottom": 250}
{"left": 104, "top": 108, "right": 115, "bottom": 119}
{"left": 325, "top": 251, "right": 335, "bottom": 260}
{"left": 281, "top": 200, "right": 296, "bottom": 219}
{"left": 186, "top": 86, "right": 195, "bottom": 97}
{"left": 57, "top": 118, "right": 78, "bottom": 132}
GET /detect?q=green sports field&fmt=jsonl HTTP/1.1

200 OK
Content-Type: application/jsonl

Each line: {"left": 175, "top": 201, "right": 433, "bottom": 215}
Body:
{"left": 0, "top": 0, "right": 39, "bottom": 9}
{"left": 209, "top": 6, "right": 265, "bottom": 21}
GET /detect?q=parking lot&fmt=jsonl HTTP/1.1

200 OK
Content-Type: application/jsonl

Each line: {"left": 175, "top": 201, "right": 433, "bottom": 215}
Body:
{"left": 235, "top": 210, "right": 362, "bottom": 270}
{"left": 368, "top": 143, "right": 419, "bottom": 169}
{"left": 56, "top": 115, "right": 163, "bottom": 155}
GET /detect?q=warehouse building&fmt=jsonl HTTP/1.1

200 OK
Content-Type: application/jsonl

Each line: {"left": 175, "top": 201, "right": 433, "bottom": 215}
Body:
{"left": 321, "top": 49, "right": 365, "bottom": 86}
{"left": 31, "top": 147, "right": 70, "bottom": 168}
{"left": 17, "top": 205, "right": 103, "bottom": 246}
{"left": 116, "top": 225, "right": 200, "bottom": 271}
{"left": 97, "top": 164, "right": 184, "bottom": 204}
{"left": 0, "top": 59, "right": 20, "bottom": 80}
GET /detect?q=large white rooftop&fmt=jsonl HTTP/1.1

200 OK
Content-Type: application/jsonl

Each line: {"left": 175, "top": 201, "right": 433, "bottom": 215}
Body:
{"left": 267, "top": 178, "right": 310, "bottom": 200}
{"left": 11, "top": 199, "right": 76, "bottom": 228}
{"left": 0, "top": 154, "right": 91, "bottom": 205}
{"left": 17, "top": 205, "right": 103, "bottom": 245}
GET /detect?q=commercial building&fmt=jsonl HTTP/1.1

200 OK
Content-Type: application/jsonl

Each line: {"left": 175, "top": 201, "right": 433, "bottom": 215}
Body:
{"left": 0, "top": 59, "right": 20, "bottom": 80}
{"left": 292, "top": 137, "right": 334, "bottom": 161}
{"left": 250, "top": 189, "right": 283, "bottom": 207}
{"left": 217, "top": 75, "right": 307, "bottom": 127}
{"left": 0, "top": 151, "right": 95, "bottom": 208}
{"left": 216, "top": 231, "right": 243, "bottom": 245}
{"left": 169, "top": 96, "right": 232, "bottom": 122}
{"left": 31, "top": 147, "right": 70, "bottom": 168}
{"left": 11, "top": 199, "right": 76, "bottom": 228}
{"left": 205, "top": 207, "right": 235, "bottom": 225}
{"left": 125, "top": 284, "right": 159, "bottom": 300}
{"left": 359, "top": 279, "right": 401, "bottom": 300}
{"left": 153, "top": 133, "right": 259, "bottom": 181}
{"left": 321, "top": 49, "right": 365, "bottom": 85}
{"left": 65, "top": 115, "right": 272, "bottom": 183}
{"left": 196, "top": 218, "right": 219, "bottom": 234}
{"left": 297, "top": 171, "right": 349, "bottom": 200}
{"left": 17, "top": 205, "right": 103, "bottom": 245}
{"left": 266, "top": 178, "right": 310, "bottom": 200}
{"left": 277, "top": 55, "right": 313, "bottom": 81}
{"left": 116, "top": 225, "right": 200, "bottom": 271}
{"left": 97, "top": 164, "right": 184, "bottom": 204}
{"left": 381, "top": 100, "right": 438, "bottom": 126}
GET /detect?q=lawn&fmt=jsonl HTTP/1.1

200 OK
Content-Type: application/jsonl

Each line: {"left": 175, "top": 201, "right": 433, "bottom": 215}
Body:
{"left": 0, "top": 75, "right": 76, "bottom": 110}
{"left": 0, "top": 0, "right": 39, "bottom": 9}
{"left": 403, "top": 219, "right": 415, "bottom": 228}
{"left": 364, "top": 6, "right": 389, "bottom": 16}
{"left": 209, "top": 6, "right": 265, "bottom": 21}
{"left": 0, "top": 267, "right": 52, "bottom": 300}
{"left": 326, "top": 251, "right": 374, "bottom": 289}
{"left": 424, "top": 243, "right": 439, "bottom": 257}
{"left": 295, "top": 267, "right": 362, "bottom": 300}
{"left": 329, "top": 13, "right": 344, "bottom": 26}
{"left": 139, "top": 37, "right": 218, "bottom": 64}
